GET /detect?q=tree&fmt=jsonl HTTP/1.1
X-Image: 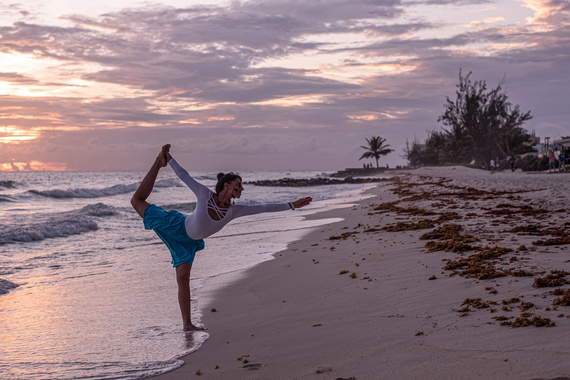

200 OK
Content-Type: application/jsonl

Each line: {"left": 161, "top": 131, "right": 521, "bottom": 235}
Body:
{"left": 438, "top": 70, "right": 533, "bottom": 166}
{"left": 441, "top": 123, "right": 473, "bottom": 164}
{"left": 359, "top": 136, "right": 394, "bottom": 168}
{"left": 403, "top": 137, "right": 425, "bottom": 167}
{"left": 423, "top": 130, "right": 447, "bottom": 165}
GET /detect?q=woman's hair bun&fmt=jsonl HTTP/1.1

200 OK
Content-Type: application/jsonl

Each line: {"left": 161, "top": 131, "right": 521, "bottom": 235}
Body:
{"left": 217, "top": 172, "right": 225, "bottom": 180}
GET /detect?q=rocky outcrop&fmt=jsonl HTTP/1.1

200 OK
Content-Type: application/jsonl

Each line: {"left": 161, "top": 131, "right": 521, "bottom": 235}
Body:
{"left": 247, "top": 176, "right": 387, "bottom": 187}
{"left": 0, "top": 278, "right": 19, "bottom": 295}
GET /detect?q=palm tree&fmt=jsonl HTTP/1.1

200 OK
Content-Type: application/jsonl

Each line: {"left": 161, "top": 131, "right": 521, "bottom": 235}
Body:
{"left": 359, "top": 136, "right": 394, "bottom": 168}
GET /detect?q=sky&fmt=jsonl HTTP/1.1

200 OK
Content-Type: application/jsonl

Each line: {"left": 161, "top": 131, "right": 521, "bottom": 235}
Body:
{"left": 0, "top": 0, "right": 568, "bottom": 172}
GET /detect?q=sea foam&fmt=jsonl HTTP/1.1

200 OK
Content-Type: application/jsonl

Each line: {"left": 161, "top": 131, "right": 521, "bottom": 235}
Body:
{"left": 27, "top": 179, "right": 182, "bottom": 199}
{"left": 0, "top": 203, "right": 118, "bottom": 244}
{"left": 29, "top": 184, "right": 139, "bottom": 199}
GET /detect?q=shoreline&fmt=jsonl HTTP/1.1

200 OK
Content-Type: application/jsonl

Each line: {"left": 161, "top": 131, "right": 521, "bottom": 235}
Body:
{"left": 194, "top": 189, "right": 373, "bottom": 312}
{"left": 152, "top": 166, "right": 570, "bottom": 380}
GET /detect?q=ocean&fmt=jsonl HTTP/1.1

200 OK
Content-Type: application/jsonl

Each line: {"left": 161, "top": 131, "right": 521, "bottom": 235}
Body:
{"left": 0, "top": 168, "right": 373, "bottom": 380}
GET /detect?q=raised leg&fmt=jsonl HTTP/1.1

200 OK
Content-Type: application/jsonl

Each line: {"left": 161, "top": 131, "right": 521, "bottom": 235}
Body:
{"left": 175, "top": 263, "right": 205, "bottom": 331}
{"left": 131, "top": 144, "right": 171, "bottom": 218}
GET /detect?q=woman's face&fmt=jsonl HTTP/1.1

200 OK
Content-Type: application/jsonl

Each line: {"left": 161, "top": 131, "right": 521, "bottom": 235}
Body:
{"left": 227, "top": 178, "right": 243, "bottom": 199}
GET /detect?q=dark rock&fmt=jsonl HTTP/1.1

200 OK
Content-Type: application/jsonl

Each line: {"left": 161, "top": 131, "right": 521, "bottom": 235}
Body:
{"left": 246, "top": 177, "right": 386, "bottom": 187}
{"left": 0, "top": 278, "right": 19, "bottom": 295}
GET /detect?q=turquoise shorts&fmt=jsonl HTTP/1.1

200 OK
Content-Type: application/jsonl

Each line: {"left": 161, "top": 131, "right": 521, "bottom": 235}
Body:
{"left": 143, "top": 204, "right": 205, "bottom": 267}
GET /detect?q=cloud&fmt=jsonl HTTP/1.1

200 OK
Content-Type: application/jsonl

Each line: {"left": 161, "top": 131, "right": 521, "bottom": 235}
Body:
{"left": 0, "top": 72, "right": 39, "bottom": 85}
{"left": 466, "top": 16, "right": 505, "bottom": 28}
{"left": 0, "top": 0, "right": 568, "bottom": 170}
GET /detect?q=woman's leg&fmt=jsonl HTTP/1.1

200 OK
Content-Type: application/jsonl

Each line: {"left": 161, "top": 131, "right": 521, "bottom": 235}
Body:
{"left": 131, "top": 144, "right": 170, "bottom": 218}
{"left": 175, "top": 263, "right": 204, "bottom": 331}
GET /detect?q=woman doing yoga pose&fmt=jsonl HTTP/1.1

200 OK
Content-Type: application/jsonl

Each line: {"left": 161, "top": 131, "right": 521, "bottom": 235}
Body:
{"left": 131, "top": 144, "right": 312, "bottom": 331}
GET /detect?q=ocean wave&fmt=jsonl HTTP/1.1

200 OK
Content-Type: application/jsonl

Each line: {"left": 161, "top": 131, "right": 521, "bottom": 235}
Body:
{"left": 194, "top": 175, "right": 216, "bottom": 181}
{"left": 80, "top": 203, "right": 119, "bottom": 217}
{"left": 155, "top": 179, "right": 184, "bottom": 188}
{"left": 161, "top": 202, "right": 197, "bottom": 213}
{"left": 0, "top": 278, "right": 19, "bottom": 295}
{"left": 0, "top": 180, "right": 19, "bottom": 189}
{"left": 29, "top": 183, "right": 139, "bottom": 198}
{"left": 0, "top": 195, "right": 15, "bottom": 202}
{"left": 28, "top": 179, "right": 182, "bottom": 199}
{"left": 0, "top": 203, "right": 118, "bottom": 244}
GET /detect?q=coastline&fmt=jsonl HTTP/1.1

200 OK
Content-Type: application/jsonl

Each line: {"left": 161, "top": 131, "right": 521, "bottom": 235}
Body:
{"left": 152, "top": 167, "right": 570, "bottom": 380}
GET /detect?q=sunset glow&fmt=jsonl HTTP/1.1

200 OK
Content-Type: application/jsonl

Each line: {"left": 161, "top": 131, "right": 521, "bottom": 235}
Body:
{"left": 0, "top": 126, "right": 40, "bottom": 143}
{"left": 0, "top": 161, "right": 66, "bottom": 171}
{"left": 0, "top": 0, "right": 567, "bottom": 171}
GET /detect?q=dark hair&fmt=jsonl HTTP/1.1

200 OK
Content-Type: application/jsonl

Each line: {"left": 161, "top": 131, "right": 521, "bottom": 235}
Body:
{"left": 215, "top": 172, "right": 242, "bottom": 194}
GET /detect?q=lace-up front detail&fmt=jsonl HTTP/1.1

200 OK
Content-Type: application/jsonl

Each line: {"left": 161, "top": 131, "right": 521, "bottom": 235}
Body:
{"left": 207, "top": 196, "right": 228, "bottom": 221}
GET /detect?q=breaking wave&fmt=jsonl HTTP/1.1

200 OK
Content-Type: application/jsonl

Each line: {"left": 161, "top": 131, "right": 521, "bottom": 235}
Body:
{"left": 160, "top": 202, "right": 197, "bottom": 213}
{"left": 0, "top": 180, "right": 19, "bottom": 189}
{"left": 27, "top": 179, "right": 182, "bottom": 199}
{"left": 29, "top": 184, "right": 139, "bottom": 199}
{"left": 0, "top": 203, "right": 118, "bottom": 244}
{"left": 154, "top": 179, "right": 184, "bottom": 188}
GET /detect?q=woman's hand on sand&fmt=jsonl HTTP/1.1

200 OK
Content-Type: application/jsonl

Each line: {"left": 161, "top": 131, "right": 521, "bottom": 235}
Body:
{"left": 293, "top": 197, "right": 312, "bottom": 209}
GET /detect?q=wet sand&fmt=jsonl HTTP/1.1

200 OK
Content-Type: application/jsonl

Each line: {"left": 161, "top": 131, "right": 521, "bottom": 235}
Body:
{"left": 152, "top": 166, "right": 570, "bottom": 380}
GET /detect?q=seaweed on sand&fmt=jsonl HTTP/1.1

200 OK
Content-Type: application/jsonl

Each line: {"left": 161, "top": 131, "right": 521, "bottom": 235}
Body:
{"left": 532, "top": 270, "right": 570, "bottom": 288}
{"left": 425, "top": 240, "right": 475, "bottom": 253}
{"left": 510, "top": 269, "right": 535, "bottom": 277}
{"left": 382, "top": 219, "right": 436, "bottom": 232}
{"left": 444, "top": 246, "right": 513, "bottom": 280}
{"left": 532, "top": 236, "right": 570, "bottom": 246}
{"left": 461, "top": 298, "right": 497, "bottom": 309}
{"left": 420, "top": 224, "right": 463, "bottom": 240}
{"left": 519, "top": 302, "right": 534, "bottom": 311}
{"left": 329, "top": 232, "right": 359, "bottom": 240}
{"left": 420, "top": 224, "right": 479, "bottom": 253}
{"left": 503, "top": 315, "right": 556, "bottom": 328}
{"left": 487, "top": 204, "right": 548, "bottom": 217}
{"left": 552, "top": 289, "right": 570, "bottom": 306}
{"left": 436, "top": 212, "right": 461, "bottom": 222}
{"left": 371, "top": 201, "right": 436, "bottom": 216}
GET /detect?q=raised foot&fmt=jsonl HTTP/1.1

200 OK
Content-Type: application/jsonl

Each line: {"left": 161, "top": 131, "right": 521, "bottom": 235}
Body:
{"left": 157, "top": 144, "right": 171, "bottom": 167}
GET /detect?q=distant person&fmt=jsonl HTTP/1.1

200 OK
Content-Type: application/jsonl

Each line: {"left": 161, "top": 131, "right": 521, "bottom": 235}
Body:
{"left": 131, "top": 145, "right": 312, "bottom": 331}
{"left": 510, "top": 155, "right": 516, "bottom": 172}
{"left": 549, "top": 151, "right": 556, "bottom": 172}
{"left": 559, "top": 151, "right": 566, "bottom": 172}
{"left": 490, "top": 159, "right": 495, "bottom": 171}
{"left": 496, "top": 157, "right": 500, "bottom": 170}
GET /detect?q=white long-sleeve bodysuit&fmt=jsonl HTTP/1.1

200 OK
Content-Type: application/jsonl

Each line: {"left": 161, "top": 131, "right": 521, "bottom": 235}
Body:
{"left": 169, "top": 159, "right": 289, "bottom": 240}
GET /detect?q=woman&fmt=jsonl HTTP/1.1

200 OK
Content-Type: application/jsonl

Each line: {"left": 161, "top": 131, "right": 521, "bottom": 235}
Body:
{"left": 131, "top": 144, "right": 312, "bottom": 331}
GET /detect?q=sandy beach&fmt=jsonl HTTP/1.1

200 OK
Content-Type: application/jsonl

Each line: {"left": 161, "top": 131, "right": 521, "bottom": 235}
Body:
{"left": 152, "top": 167, "right": 570, "bottom": 380}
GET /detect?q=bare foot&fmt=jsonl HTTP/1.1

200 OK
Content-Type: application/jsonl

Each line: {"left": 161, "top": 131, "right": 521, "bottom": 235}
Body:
{"left": 184, "top": 323, "right": 207, "bottom": 332}
{"left": 157, "top": 144, "right": 171, "bottom": 167}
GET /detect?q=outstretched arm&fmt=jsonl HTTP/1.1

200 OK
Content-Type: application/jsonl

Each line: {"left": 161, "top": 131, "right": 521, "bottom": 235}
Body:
{"left": 164, "top": 145, "right": 209, "bottom": 196}
{"left": 231, "top": 197, "right": 313, "bottom": 219}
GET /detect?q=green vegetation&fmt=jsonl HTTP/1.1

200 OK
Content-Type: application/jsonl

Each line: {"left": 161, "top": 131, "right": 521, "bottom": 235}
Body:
{"left": 404, "top": 70, "right": 535, "bottom": 168}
